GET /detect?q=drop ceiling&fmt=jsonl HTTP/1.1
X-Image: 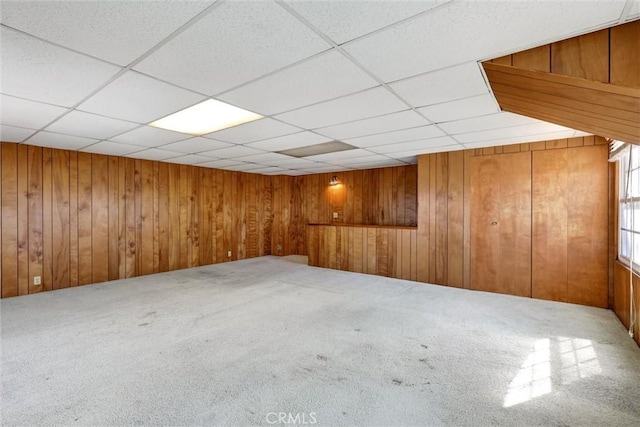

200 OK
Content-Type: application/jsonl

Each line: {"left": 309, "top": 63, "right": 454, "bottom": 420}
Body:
{"left": 1, "top": 0, "right": 637, "bottom": 176}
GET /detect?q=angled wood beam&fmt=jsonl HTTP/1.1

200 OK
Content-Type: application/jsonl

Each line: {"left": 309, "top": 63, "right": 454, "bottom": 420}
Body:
{"left": 483, "top": 62, "right": 640, "bottom": 143}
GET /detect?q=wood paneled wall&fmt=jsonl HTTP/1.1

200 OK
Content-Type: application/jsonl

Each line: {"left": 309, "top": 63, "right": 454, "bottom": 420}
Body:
{"left": 0, "top": 142, "right": 273, "bottom": 297}
{"left": 486, "top": 20, "right": 640, "bottom": 143}
{"left": 308, "top": 137, "right": 610, "bottom": 309}
{"left": 613, "top": 261, "right": 640, "bottom": 347}
{"left": 282, "top": 166, "right": 418, "bottom": 256}
{"left": 308, "top": 225, "right": 417, "bottom": 281}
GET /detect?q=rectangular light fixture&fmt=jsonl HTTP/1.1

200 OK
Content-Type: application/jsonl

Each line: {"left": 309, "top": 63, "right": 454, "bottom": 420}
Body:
{"left": 149, "top": 99, "right": 263, "bottom": 136}
{"left": 277, "top": 140, "right": 357, "bottom": 158}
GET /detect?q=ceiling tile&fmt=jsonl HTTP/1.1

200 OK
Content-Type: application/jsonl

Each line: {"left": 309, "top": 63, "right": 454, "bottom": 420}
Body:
{"left": 198, "top": 145, "right": 266, "bottom": 159}
{"left": 454, "top": 122, "right": 571, "bottom": 144}
{"left": 303, "top": 164, "right": 353, "bottom": 173}
{"left": 198, "top": 160, "right": 244, "bottom": 169}
{"left": 163, "top": 154, "right": 216, "bottom": 165}
{"left": 284, "top": 0, "right": 446, "bottom": 45}
{"left": 389, "top": 62, "right": 490, "bottom": 107}
{"left": 265, "top": 157, "right": 320, "bottom": 168}
{"left": 25, "top": 131, "right": 98, "bottom": 150}
{"left": 628, "top": 1, "right": 640, "bottom": 19}
{"left": 343, "top": 159, "right": 405, "bottom": 169}
{"left": 438, "top": 112, "right": 541, "bottom": 135}
{"left": 246, "top": 166, "right": 290, "bottom": 175}
{"left": 219, "top": 50, "right": 378, "bottom": 115}
{"left": 328, "top": 154, "right": 392, "bottom": 165}
{"left": 0, "top": 1, "right": 213, "bottom": 66}
{"left": 245, "top": 131, "right": 331, "bottom": 151}
{"left": 313, "top": 110, "right": 429, "bottom": 140}
{"left": 1, "top": 27, "right": 121, "bottom": 107}
{"left": 223, "top": 163, "right": 266, "bottom": 172}
{"left": 233, "top": 152, "right": 294, "bottom": 166}
{"left": 204, "top": 118, "right": 301, "bottom": 144}
{"left": 126, "top": 148, "right": 182, "bottom": 161}
{"left": 417, "top": 94, "right": 500, "bottom": 123}
{"left": 1, "top": 94, "right": 69, "bottom": 130}
{"left": 345, "top": 125, "right": 445, "bottom": 148}
{"left": 383, "top": 144, "right": 464, "bottom": 159}
{"left": 304, "top": 148, "right": 374, "bottom": 162}
{"left": 45, "top": 111, "right": 139, "bottom": 140}
{"left": 78, "top": 71, "right": 206, "bottom": 123}
{"left": 110, "top": 125, "right": 190, "bottom": 147}
{"left": 282, "top": 169, "right": 310, "bottom": 176}
{"left": 344, "top": 1, "right": 624, "bottom": 82}
{"left": 368, "top": 136, "right": 458, "bottom": 154}
{"left": 134, "top": 1, "right": 330, "bottom": 95}
{"left": 159, "top": 137, "right": 232, "bottom": 154}
{"left": 80, "top": 141, "right": 143, "bottom": 156}
{"left": 0, "top": 125, "right": 36, "bottom": 143}
{"left": 274, "top": 86, "right": 407, "bottom": 129}
{"left": 463, "top": 130, "right": 591, "bottom": 149}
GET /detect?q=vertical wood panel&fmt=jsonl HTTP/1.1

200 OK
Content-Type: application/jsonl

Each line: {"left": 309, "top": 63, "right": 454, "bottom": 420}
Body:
{"left": 610, "top": 20, "right": 640, "bottom": 87}
{"left": 91, "top": 154, "right": 109, "bottom": 284}
{"left": 117, "top": 157, "right": 126, "bottom": 279}
{"left": 376, "top": 228, "right": 388, "bottom": 277}
{"left": 551, "top": 29, "right": 609, "bottom": 82}
{"left": 168, "top": 163, "right": 180, "bottom": 271}
{"left": 108, "top": 156, "right": 119, "bottom": 281}
{"left": 157, "top": 162, "right": 170, "bottom": 272}
{"left": 512, "top": 45, "right": 550, "bottom": 72}
{"left": 139, "top": 160, "right": 154, "bottom": 275}
{"left": 567, "top": 145, "right": 608, "bottom": 307}
{"left": 68, "top": 152, "right": 79, "bottom": 287}
{"left": 447, "top": 151, "right": 464, "bottom": 288}
{"left": 1, "top": 144, "right": 18, "bottom": 297}
{"left": 179, "top": 165, "right": 190, "bottom": 268}
{"left": 417, "top": 155, "right": 430, "bottom": 282}
{"left": 532, "top": 149, "right": 568, "bottom": 302}
{"left": 42, "top": 149, "right": 53, "bottom": 291}
{"left": 153, "top": 162, "right": 160, "bottom": 273}
{"left": 190, "top": 166, "right": 200, "bottom": 266}
{"left": 52, "top": 149, "right": 70, "bottom": 289}
{"left": 366, "top": 228, "right": 376, "bottom": 275}
{"left": 401, "top": 229, "right": 411, "bottom": 280}
{"left": 124, "top": 158, "right": 136, "bottom": 278}
{"left": 27, "top": 146, "right": 43, "bottom": 293}
{"left": 435, "top": 153, "right": 448, "bottom": 285}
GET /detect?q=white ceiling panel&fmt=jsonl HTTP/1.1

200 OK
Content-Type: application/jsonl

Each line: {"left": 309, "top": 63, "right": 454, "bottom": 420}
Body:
{"left": 284, "top": 0, "right": 446, "bottom": 45}
{"left": 463, "top": 130, "right": 590, "bottom": 149}
{"left": 45, "top": 111, "right": 139, "bottom": 140}
{"left": 389, "top": 62, "right": 490, "bottom": 107}
{"left": 417, "top": 94, "right": 500, "bottom": 124}
{"left": 340, "top": 159, "right": 405, "bottom": 169}
{"left": 198, "top": 160, "right": 243, "bottom": 169}
{"left": 126, "top": 148, "right": 182, "bottom": 161}
{"left": 369, "top": 136, "right": 458, "bottom": 154}
{"left": 0, "top": 125, "right": 36, "bottom": 143}
{"left": 233, "top": 152, "right": 294, "bottom": 166}
{"left": 345, "top": 125, "right": 445, "bottom": 148}
{"left": 344, "top": 1, "right": 625, "bottom": 82}
{"left": 1, "top": 27, "right": 121, "bottom": 107}
{"left": 313, "top": 110, "right": 429, "bottom": 140}
{"left": 198, "top": 145, "right": 266, "bottom": 159}
{"left": 1, "top": 94, "right": 69, "bottom": 129}
{"left": 78, "top": 71, "right": 205, "bottom": 123}
{"left": 305, "top": 148, "right": 374, "bottom": 162}
{"left": 627, "top": 0, "right": 640, "bottom": 19}
{"left": 159, "top": 137, "right": 232, "bottom": 154}
{"left": 25, "top": 131, "right": 97, "bottom": 150}
{"left": 247, "top": 166, "right": 290, "bottom": 175}
{"left": 275, "top": 87, "right": 407, "bottom": 129}
{"left": 223, "top": 163, "right": 267, "bottom": 172}
{"left": 219, "top": 50, "right": 378, "bottom": 115}
{"left": 328, "top": 154, "right": 392, "bottom": 165}
{"left": 163, "top": 154, "right": 216, "bottom": 165}
{"left": 264, "top": 157, "right": 320, "bottom": 168}
{"left": 282, "top": 169, "right": 311, "bottom": 176}
{"left": 0, "top": 1, "right": 214, "bottom": 66}
{"left": 134, "top": 1, "right": 330, "bottom": 95}
{"left": 303, "top": 164, "right": 353, "bottom": 173}
{"left": 383, "top": 144, "right": 464, "bottom": 159}
{"left": 438, "top": 112, "right": 542, "bottom": 135}
{"left": 246, "top": 131, "right": 331, "bottom": 151}
{"left": 454, "top": 122, "right": 572, "bottom": 145}
{"left": 80, "top": 141, "right": 143, "bottom": 156}
{"left": 110, "top": 125, "right": 190, "bottom": 147}
{"left": 204, "top": 118, "right": 301, "bottom": 144}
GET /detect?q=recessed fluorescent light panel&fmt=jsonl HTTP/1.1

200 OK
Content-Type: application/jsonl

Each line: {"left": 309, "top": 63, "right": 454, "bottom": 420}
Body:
{"left": 150, "top": 99, "right": 262, "bottom": 135}
{"left": 278, "top": 140, "right": 357, "bottom": 158}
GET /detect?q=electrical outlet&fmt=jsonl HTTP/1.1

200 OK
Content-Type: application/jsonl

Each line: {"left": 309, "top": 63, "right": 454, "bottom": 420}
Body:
{"left": 333, "top": 212, "right": 338, "bottom": 219}
{"left": 33, "top": 276, "right": 41, "bottom": 286}
{"left": 276, "top": 244, "right": 282, "bottom": 251}
{"left": 227, "top": 250, "right": 232, "bottom": 257}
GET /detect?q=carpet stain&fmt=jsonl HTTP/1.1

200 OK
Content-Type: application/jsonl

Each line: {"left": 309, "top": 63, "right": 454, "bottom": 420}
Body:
{"left": 316, "top": 354, "right": 328, "bottom": 361}
{"left": 138, "top": 323, "right": 149, "bottom": 327}
{"left": 392, "top": 379, "right": 403, "bottom": 385}
{"left": 420, "top": 344, "right": 428, "bottom": 349}
{"left": 143, "top": 311, "right": 156, "bottom": 318}
{"left": 354, "top": 328, "right": 361, "bottom": 332}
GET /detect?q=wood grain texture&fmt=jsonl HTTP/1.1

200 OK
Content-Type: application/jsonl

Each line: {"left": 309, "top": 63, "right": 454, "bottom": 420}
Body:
{"left": 53, "top": 149, "right": 70, "bottom": 289}
{"left": 42, "top": 149, "right": 53, "bottom": 291}
{"left": 1, "top": 143, "right": 18, "bottom": 297}
{"left": 613, "top": 261, "right": 640, "bottom": 347}
{"left": 27, "top": 146, "right": 43, "bottom": 293}
{"left": 551, "top": 29, "right": 609, "bottom": 82}
{"left": 91, "top": 154, "right": 109, "bottom": 283}
{"left": 532, "top": 149, "right": 568, "bottom": 302}
{"left": 610, "top": 20, "right": 640, "bottom": 88}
